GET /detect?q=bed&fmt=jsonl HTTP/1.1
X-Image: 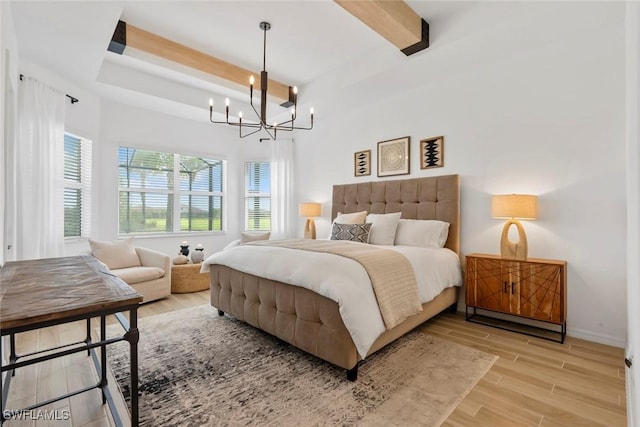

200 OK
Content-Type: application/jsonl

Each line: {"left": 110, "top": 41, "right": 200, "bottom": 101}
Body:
{"left": 203, "top": 174, "right": 460, "bottom": 380}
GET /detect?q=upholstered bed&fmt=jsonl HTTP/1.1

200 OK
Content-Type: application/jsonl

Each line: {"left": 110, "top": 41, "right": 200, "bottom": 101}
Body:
{"left": 205, "top": 174, "right": 460, "bottom": 380}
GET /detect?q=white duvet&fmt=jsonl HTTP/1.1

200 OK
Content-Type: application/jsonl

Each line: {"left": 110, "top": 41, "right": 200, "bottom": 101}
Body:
{"left": 201, "top": 241, "right": 462, "bottom": 358}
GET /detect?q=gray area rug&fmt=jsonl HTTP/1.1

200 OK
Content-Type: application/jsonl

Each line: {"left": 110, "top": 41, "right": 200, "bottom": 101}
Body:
{"left": 108, "top": 305, "right": 497, "bottom": 426}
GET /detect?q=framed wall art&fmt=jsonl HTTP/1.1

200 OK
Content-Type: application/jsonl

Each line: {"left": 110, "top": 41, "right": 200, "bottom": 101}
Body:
{"left": 354, "top": 150, "right": 371, "bottom": 177}
{"left": 420, "top": 136, "right": 444, "bottom": 170}
{"left": 377, "top": 136, "right": 410, "bottom": 177}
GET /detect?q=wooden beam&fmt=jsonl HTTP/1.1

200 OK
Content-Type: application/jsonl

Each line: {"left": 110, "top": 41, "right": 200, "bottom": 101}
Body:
{"left": 107, "top": 20, "right": 293, "bottom": 105}
{"left": 334, "top": 0, "right": 429, "bottom": 56}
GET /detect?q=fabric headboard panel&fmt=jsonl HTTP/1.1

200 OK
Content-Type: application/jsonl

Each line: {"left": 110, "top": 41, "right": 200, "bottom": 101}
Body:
{"left": 331, "top": 174, "right": 460, "bottom": 255}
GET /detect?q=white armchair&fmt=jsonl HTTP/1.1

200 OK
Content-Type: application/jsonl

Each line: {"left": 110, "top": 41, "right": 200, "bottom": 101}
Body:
{"left": 89, "top": 238, "right": 171, "bottom": 303}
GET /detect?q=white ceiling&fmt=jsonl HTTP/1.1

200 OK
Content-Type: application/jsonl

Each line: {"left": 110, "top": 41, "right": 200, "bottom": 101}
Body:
{"left": 9, "top": 1, "right": 474, "bottom": 119}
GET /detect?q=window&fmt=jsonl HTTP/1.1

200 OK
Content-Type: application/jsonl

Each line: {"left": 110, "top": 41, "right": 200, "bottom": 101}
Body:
{"left": 118, "top": 147, "right": 224, "bottom": 235}
{"left": 244, "top": 162, "right": 271, "bottom": 231}
{"left": 64, "top": 133, "right": 92, "bottom": 238}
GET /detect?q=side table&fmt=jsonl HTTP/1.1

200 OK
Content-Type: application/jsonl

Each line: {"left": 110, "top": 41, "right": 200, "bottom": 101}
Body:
{"left": 171, "top": 263, "right": 209, "bottom": 293}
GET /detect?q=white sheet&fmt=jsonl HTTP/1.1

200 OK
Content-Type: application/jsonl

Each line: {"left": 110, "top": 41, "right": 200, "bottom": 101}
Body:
{"left": 202, "top": 241, "right": 461, "bottom": 358}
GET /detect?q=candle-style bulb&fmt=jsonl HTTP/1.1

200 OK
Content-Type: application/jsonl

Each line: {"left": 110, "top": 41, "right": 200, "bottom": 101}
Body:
{"left": 225, "top": 98, "right": 230, "bottom": 107}
{"left": 291, "top": 108, "right": 295, "bottom": 116}
{"left": 293, "top": 86, "right": 298, "bottom": 95}
{"left": 310, "top": 107, "right": 314, "bottom": 115}
{"left": 250, "top": 75, "right": 254, "bottom": 85}
{"left": 209, "top": 98, "right": 213, "bottom": 107}
{"left": 239, "top": 111, "right": 243, "bottom": 119}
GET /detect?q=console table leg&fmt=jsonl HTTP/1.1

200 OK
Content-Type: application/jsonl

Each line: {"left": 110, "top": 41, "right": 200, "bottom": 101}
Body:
{"left": 129, "top": 308, "right": 139, "bottom": 426}
{"left": 100, "top": 315, "right": 107, "bottom": 404}
{"left": 85, "top": 319, "right": 91, "bottom": 356}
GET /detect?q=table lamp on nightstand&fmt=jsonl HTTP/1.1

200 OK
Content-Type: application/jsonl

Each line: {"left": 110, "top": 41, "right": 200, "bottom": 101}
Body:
{"left": 299, "top": 202, "right": 321, "bottom": 239}
{"left": 491, "top": 194, "right": 538, "bottom": 261}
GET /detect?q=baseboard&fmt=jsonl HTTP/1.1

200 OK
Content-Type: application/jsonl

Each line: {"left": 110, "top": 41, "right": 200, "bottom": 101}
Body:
{"left": 567, "top": 327, "right": 626, "bottom": 348}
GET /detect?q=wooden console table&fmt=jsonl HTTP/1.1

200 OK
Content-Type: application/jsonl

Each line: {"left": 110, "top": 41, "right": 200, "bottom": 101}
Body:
{"left": 0, "top": 256, "right": 142, "bottom": 425}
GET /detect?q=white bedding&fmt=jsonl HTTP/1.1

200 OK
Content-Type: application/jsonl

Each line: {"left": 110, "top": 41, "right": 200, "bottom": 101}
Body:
{"left": 201, "top": 241, "right": 462, "bottom": 358}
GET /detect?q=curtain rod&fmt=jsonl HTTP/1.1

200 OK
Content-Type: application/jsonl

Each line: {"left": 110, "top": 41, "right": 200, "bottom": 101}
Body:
{"left": 19, "top": 74, "right": 79, "bottom": 104}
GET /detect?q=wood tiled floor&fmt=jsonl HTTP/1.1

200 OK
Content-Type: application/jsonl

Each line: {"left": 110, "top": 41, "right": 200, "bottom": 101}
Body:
{"left": 4, "top": 291, "right": 627, "bottom": 426}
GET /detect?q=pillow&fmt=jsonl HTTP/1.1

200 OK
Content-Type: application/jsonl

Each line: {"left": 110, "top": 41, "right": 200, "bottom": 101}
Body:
{"left": 333, "top": 211, "right": 367, "bottom": 225}
{"left": 330, "top": 223, "right": 372, "bottom": 243}
{"left": 89, "top": 237, "right": 141, "bottom": 270}
{"left": 394, "top": 219, "right": 450, "bottom": 248}
{"left": 328, "top": 210, "right": 368, "bottom": 239}
{"left": 240, "top": 232, "right": 270, "bottom": 244}
{"left": 222, "top": 239, "right": 241, "bottom": 250}
{"left": 366, "top": 212, "right": 402, "bottom": 245}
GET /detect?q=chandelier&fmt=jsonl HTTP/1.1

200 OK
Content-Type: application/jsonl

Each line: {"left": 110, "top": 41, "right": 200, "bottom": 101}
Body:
{"left": 209, "top": 21, "right": 314, "bottom": 141}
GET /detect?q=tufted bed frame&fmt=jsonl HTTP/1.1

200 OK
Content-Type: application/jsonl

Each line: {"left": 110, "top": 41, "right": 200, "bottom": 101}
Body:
{"left": 209, "top": 174, "right": 460, "bottom": 380}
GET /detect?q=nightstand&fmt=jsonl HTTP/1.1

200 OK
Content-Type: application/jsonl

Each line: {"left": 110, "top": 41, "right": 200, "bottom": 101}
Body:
{"left": 465, "top": 253, "right": 567, "bottom": 343}
{"left": 171, "top": 263, "right": 209, "bottom": 293}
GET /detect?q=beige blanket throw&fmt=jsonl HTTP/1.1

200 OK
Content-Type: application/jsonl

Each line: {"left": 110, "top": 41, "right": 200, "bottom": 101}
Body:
{"left": 250, "top": 239, "right": 423, "bottom": 329}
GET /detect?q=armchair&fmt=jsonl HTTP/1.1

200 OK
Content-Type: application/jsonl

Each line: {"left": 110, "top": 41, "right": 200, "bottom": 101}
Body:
{"left": 89, "top": 238, "right": 171, "bottom": 303}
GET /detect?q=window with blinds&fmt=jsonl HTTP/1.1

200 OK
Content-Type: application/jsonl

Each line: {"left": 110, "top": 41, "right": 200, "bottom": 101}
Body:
{"left": 244, "top": 162, "right": 271, "bottom": 231}
{"left": 118, "top": 147, "right": 225, "bottom": 235}
{"left": 64, "top": 133, "right": 92, "bottom": 238}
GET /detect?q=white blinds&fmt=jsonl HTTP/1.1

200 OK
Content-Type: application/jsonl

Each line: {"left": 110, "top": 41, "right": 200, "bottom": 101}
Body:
{"left": 244, "top": 162, "right": 271, "bottom": 231}
{"left": 63, "top": 133, "right": 92, "bottom": 238}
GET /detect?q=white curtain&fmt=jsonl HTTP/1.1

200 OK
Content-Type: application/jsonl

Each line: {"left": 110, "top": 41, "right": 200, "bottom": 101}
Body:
{"left": 6, "top": 76, "right": 66, "bottom": 260}
{"left": 270, "top": 138, "right": 295, "bottom": 240}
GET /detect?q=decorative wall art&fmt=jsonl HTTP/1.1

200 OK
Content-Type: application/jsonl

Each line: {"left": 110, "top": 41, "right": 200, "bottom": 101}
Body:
{"left": 377, "top": 136, "right": 410, "bottom": 177}
{"left": 420, "top": 136, "right": 444, "bottom": 170}
{"left": 354, "top": 150, "right": 371, "bottom": 177}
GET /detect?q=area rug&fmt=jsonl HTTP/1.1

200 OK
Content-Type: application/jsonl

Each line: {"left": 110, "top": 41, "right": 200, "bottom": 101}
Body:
{"left": 107, "top": 305, "right": 497, "bottom": 426}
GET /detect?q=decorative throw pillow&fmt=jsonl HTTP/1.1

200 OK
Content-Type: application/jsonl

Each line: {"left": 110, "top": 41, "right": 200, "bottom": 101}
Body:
{"left": 330, "top": 223, "right": 372, "bottom": 243}
{"left": 333, "top": 211, "right": 367, "bottom": 224}
{"left": 327, "top": 210, "right": 368, "bottom": 239}
{"left": 240, "top": 232, "right": 270, "bottom": 244}
{"left": 394, "top": 219, "right": 451, "bottom": 248}
{"left": 89, "top": 236, "right": 141, "bottom": 270}
{"left": 366, "top": 212, "right": 402, "bottom": 245}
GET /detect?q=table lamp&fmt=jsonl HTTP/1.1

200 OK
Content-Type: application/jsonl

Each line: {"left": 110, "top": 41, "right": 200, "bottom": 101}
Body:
{"left": 299, "top": 202, "right": 321, "bottom": 239}
{"left": 491, "top": 194, "right": 537, "bottom": 260}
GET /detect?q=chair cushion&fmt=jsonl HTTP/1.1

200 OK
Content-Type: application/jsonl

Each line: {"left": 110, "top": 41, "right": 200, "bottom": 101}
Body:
{"left": 89, "top": 237, "right": 141, "bottom": 270}
{"left": 114, "top": 266, "right": 165, "bottom": 285}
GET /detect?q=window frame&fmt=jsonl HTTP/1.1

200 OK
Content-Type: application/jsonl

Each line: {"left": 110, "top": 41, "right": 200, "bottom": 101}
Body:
{"left": 118, "top": 146, "right": 226, "bottom": 236}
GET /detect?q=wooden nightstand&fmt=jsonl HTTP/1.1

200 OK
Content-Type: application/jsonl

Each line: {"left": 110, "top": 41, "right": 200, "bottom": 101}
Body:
{"left": 465, "top": 253, "right": 567, "bottom": 343}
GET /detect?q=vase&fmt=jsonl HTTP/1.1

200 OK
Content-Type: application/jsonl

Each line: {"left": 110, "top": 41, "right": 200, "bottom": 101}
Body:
{"left": 191, "top": 248, "right": 204, "bottom": 263}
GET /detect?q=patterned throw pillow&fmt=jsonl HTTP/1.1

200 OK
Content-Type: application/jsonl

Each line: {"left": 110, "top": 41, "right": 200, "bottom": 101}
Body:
{"left": 330, "top": 223, "right": 372, "bottom": 243}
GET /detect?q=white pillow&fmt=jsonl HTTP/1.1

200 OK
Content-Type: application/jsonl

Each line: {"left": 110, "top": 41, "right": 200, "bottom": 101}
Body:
{"left": 222, "top": 239, "right": 241, "bottom": 250}
{"left": 394, "top": 219, "right": 450, "bottom": 248}
{"left": 366, "top": 212, "right": 402, "bottom": 245}
{"left": 240, "top": 232, "right": 270, "bottom": 244}
{"left": 333, "top": 211, "right": 367, "bottom": 225}
{"left": 89, "top": 237, "right": 141, "bottom": 270}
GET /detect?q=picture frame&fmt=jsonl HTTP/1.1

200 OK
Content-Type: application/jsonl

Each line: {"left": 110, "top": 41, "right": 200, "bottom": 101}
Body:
{"left": 420, "top": 136, "right": 444, "bottom": 170}
{"left": 377, "top": 136, "right": 410, "bottom": 177}
{"left": 354, "top": 150, "right": 371, "bottom": 177}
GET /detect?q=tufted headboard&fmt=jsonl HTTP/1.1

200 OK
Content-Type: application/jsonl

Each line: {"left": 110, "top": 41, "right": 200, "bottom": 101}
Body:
{"left": 331, "top": 174, "right": 460, "bottom": 255}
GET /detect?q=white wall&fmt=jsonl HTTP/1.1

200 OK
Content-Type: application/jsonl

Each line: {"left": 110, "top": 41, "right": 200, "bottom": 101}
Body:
{"left": 1, "top": 1, "right": 19, "bottom": 266}
{"left": 625, "top": 1, "right": 640, "bottom": 423}
{"left": 295, "top": 2, "right": 627, "bottom": 346}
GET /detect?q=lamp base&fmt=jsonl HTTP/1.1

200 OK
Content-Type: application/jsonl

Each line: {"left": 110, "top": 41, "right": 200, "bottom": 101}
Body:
{"left": 304, "top": 218, "right": 316, "bottom": 239}
{"left": 500, "top": 219, "right": 528, "bottom": 261}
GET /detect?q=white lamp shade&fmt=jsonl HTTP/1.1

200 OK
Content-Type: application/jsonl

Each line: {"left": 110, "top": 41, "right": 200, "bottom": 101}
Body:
{"left": 299, "top": 202, "right": 321, "bottom": 218}
{"left": 491, "top": 194, "right": 538, "bottom": 220}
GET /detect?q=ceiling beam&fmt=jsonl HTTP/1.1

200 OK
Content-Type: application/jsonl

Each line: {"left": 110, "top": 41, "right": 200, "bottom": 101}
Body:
{"left": 334, "top": 0, "right": 429, "bottom": 56}
{"left": 107, "top": 20, "right": 295, "bottom": 106}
